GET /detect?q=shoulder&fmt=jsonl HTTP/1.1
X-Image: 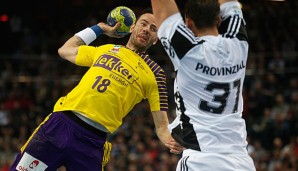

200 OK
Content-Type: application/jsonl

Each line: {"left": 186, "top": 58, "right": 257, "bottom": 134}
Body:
{"left": 144, "top": 55, "right": 166, "bottom": 78}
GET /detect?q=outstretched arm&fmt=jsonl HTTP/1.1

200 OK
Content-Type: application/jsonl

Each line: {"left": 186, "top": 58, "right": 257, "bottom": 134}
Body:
{"left": 57, "top": 22, "right": 121, "bottom": 64}
{"left": 152, "top": 111, "right": 183, "bottom": 154}
{"left": 150, "top": 0, "right": 180, "bottom": 28}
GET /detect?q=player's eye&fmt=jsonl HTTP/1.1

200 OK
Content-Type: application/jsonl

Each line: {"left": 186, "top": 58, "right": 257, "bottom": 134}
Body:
{"left": 150, "top": 26, "right": 157, "bottom": 32}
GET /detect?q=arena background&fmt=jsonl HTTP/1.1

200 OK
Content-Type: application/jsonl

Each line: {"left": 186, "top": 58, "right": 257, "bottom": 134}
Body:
{"left": 0, "top": 0, "right": 297, "bottom": 170}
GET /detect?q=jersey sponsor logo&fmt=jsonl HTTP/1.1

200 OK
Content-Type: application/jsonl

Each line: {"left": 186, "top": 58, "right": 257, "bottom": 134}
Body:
{"left": 16, "top": 152, "right": 48, "bottom": 171}
{"left": 195, "top": 61, "right": 246, "bottom": 76}
{"left": 109, "top": 73, "right": 129, "bottom": 87}
{"left": 109, "top": 45, "right": 121, "bottom": 53}
{"left": 93, "top": 54, "right": 138, "bottom": 83}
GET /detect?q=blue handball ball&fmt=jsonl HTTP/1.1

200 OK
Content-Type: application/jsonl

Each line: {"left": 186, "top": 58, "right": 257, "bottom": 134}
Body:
{"left": 107, "top": 6, "right": 136, "bottom": 36}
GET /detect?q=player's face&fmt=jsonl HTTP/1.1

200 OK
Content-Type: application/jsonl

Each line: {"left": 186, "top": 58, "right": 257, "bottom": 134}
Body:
{"left": 129, "top": 13, "right": 158, "bottom": 51}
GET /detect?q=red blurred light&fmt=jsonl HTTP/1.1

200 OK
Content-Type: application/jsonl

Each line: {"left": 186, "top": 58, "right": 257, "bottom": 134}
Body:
{"left": 0, "top": 14, "right": 9, "bottom": 22}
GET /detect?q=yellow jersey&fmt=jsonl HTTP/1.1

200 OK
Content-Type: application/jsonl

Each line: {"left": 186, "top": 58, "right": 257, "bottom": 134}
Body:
{"left": 53, "top": 44, "right": 168, "bottom": 133}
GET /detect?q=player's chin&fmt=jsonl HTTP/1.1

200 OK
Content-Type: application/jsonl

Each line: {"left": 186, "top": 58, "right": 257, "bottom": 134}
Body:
{"left": 136, "top": 38, "right": 148, "bottom": 47}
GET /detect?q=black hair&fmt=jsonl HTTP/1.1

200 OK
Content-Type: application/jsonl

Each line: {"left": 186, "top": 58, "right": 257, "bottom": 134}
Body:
{"left": 142, "top": 8, "right": 153, "bottom": 15}
{"left": 185, "top": 0, "right": 220, "bottom": 29}
{"left": 136, "top": 8, "right": 153, "bottom": 21}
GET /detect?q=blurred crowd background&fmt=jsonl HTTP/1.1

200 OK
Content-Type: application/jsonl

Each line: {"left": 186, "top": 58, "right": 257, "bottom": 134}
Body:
{"left": 0, "top": 0, "right": 298, "bottom": 171}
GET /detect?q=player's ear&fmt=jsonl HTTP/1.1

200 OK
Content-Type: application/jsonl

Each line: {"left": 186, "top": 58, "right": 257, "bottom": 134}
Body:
{"left": 129, "top": 24, "right": 136, "bottom": 33}
{"left": 217, "top": 15, "right": 221, "bottom": 28}
{"left": 152, "top": 37, "right": 158, "bottom": 45}
{"left": 185, "top": 17, "right": 192, "bottom": 29}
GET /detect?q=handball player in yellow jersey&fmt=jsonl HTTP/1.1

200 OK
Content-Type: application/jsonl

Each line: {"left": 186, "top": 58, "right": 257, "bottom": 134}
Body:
{"left": 10, "top": 9, "right": 182, "bottom": 171}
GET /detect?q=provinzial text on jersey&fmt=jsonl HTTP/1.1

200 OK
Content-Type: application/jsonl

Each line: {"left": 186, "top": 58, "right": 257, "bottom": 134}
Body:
{"left": 195, "top": 61, "right": 246, "bottom": 76}
{"left": 93, "top": 54, "right": 138, "bottom": 83}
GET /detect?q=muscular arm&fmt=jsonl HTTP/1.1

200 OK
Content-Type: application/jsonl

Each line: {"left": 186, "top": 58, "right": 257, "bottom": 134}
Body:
{"left": 58, "top": 22, "right": 121, "bottom": 64}
{"left": 58, "top": 36, "right": 85, "bottom": 64}
{"left": 152, "top": 111, "right": 183, "bottom": 154}
{"left": 150, "top": 0, "right": 179, "bottom": 28}
{"left": 151, "top": 110, "right": 171, "bottom": 144}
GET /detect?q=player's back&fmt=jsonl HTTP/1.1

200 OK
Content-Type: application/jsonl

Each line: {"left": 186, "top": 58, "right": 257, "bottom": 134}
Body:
{"left": 170, "top": 34, "right": 249, "bottom": 153}
{"left": 178, "top": 34, "right": 248, "bottom": 113}
{"left": 156, "top": 0, "right": 250, "bottom": 153}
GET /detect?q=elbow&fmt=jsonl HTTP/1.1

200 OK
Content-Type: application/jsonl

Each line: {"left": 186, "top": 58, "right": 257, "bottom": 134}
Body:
{"left": 57, "top": 47, "right": 63, "bottom": 58}
{"left": 57, "top": 46, "right": 77, "bottom": 64}
{"left": 57, "top": 47, "right": 66, "bottom": 60}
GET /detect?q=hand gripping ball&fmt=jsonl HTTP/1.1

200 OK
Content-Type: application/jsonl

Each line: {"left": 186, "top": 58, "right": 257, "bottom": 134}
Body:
{"left": 107, "top": 6, "right": 136, "bottom": 36}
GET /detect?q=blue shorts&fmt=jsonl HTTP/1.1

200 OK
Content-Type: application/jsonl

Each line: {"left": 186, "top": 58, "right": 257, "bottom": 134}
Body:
{"left": 10, "top": 111, "right": 111, "bottom": 171}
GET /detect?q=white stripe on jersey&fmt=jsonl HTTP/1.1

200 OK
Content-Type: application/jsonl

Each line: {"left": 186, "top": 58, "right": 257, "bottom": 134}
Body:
{"left": 177, "top": 149, "right": 256, "bottom": 171}
{"left": 179, "top": 156, "right": 189, "bottom": 171}
{"left": 224, "top": 15, "right": 241, "bottom": 38}
{"left": 177, "top": 25, "right": 197, "bottom": 44}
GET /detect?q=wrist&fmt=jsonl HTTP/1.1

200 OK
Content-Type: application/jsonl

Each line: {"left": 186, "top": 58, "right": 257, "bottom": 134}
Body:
{"left": 75, "top": 24, "right": 103, "bottom": 45}
{"left": 90, "top": 25, "right": 103, "bottom": 37}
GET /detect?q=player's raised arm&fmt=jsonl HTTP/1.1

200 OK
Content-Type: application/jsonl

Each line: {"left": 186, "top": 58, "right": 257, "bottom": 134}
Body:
{"left": 57, "top": 22, "right": 121, "bottom": 64}
{"left": 150, "top": 0, "right": 179, "bottom": 28}
{"left": 218, "top": 0, "right": 247, "bottom": 41}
